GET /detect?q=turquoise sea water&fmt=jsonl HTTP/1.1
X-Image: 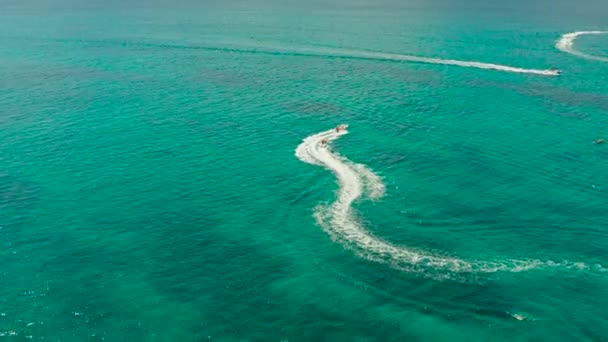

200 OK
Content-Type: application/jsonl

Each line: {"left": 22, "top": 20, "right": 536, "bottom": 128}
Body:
{"left": 2, "top": 0, "right": 608, "bottom": 340}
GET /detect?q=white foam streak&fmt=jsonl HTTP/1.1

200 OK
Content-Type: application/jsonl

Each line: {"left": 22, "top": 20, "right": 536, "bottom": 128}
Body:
{"left": 257, "top": 44, "right": 560, "bottom": 76}
{"left": 324, "top": 47, "right": 560, "bottom": 76}
{"left": 296, "top": 127, "right": 602, "bottom": 278}
{"left": 556, "top": 31, "right": 608, "bottom": 62}
{"left": 355, "top": 164, "right": 385, "bottom": 200}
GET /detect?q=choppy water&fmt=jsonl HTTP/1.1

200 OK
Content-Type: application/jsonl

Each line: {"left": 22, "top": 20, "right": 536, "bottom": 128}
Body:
{"left": 1, "top": 0, "right": 608, "bottom": 340}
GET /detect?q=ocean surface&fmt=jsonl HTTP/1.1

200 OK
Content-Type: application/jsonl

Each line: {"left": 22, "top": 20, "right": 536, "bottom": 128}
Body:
{"left": 1, "top": 0, "right": 608, "bottom": 340}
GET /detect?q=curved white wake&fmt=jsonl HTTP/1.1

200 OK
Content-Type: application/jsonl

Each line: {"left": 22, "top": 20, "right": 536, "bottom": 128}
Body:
{"left": 323, "top": 47, "right": 560, "bottom": 76}
{"left": 296, "top": 127, "right": 603, "bottom": 278}
{"left": 235, "top": 43, "right": 560, "bottom": 76}
{"left": 556, "top": 31, "right": 608, "bottom": 62}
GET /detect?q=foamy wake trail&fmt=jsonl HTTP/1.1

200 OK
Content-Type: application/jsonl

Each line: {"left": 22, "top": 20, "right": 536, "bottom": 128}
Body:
{"left": 311, "top": 47, "right": 560, "bottom": 76}
{"left": 295, "top": 127, "right": 604, "bottom": 279}
{"left": 556, "top": 31, "right": 608, "bottom": 62}
{"left": 224, "top": 42, "right": 560, "bottom": 76}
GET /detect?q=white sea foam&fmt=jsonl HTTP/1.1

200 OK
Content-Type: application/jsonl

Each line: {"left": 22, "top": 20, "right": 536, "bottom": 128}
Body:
{"left": 556, "top": 31, "right": 608, "bottom": 62}
{"left": 295, "top": 127, "right": 602, "bottom": 277}
{"left": 245, "top": 44, "right": 561, "bottom": 76}
{"left": 354, "top": 164, "right": 386, "bottom": 200}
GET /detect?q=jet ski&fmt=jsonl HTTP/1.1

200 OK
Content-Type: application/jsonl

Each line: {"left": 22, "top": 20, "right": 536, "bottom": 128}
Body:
{"left": 336, "top": 124, "right": 349, "bottom": 133}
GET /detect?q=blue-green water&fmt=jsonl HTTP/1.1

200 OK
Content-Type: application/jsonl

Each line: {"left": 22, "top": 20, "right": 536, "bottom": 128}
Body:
{"left": 2, "top": 0, "right": 608, "bottom": 340}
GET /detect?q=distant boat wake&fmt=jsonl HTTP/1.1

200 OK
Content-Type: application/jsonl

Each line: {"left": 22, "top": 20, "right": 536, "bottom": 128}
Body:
{"left": 221, "top": 43, "right": 560, "bottom": 76}
{"left": 51, "top": 36, "right": 562, "bottom": 76}
{"left": 295, "top": 127, "right": 605, "bottom": 279}
{"left": 556, "top": 31, "right": 608, "bottom": 62}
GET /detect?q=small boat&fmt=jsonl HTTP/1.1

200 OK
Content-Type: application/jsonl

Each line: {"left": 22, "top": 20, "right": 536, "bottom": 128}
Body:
{"left": 336, "top": 124, "right": 349, "bottom": 133}
{"left": 550, "top": 68, "right": 562, "bottom": 75}
{"left": 512, "top": 313, "right": 528, "bottom": 321}
{"left": 595, "top": 139, "right": 604, "bottom": 144}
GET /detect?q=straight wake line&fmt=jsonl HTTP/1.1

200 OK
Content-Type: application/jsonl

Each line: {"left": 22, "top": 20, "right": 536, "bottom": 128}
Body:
{"left": 295, "top": 127, "right": 605, "bottom": 279}
{"left": 283, "top": 45, "right": 560, "bottom": 76}
{"left": 214, "top": 43, "right": 560, "bottom": 76}
{"left": 556, "top": 31, "right": 608, "bottom": 62}
{"left": 47, "top": 37, "right": 560, "bottom": 77}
